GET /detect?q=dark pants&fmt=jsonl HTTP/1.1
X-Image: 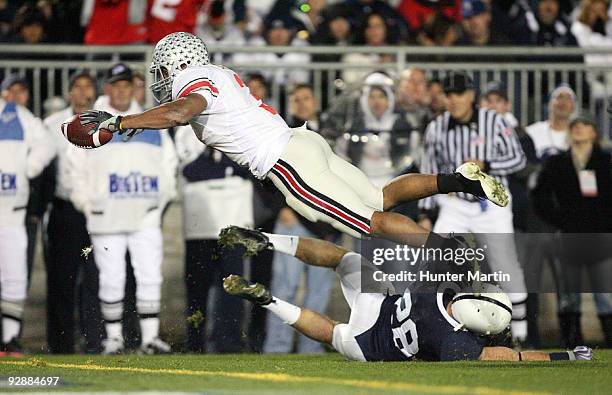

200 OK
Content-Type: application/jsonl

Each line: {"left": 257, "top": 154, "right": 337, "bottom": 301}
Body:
{"left": 247, "top": 219, "right": 275, "bottom": 353}
{"left": 45, "top": 198, "right": 102, "bottom": 353}
{"left": 185, "top": 239, "right": 244, "bottom": 353}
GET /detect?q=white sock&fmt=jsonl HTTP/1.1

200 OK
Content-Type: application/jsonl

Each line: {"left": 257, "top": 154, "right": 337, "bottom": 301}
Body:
{"left": 263, "top": 233, "right": 299, "bottom": 256}
{"left": 264, "top": 297, "right": 301, "bottom": 325}
{"left": 140, "top": 317, "right": 160, "bottom": 345}
{"left": 2, "top": 318, "right": 21, "bottom": 343}
{"left": 105, "top": 322, "right": 123, "bottom": 340}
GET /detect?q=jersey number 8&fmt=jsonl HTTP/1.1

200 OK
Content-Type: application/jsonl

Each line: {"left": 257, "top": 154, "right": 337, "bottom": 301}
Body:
{"left": 393, "top": 293, "right": 419, "bottom": 358}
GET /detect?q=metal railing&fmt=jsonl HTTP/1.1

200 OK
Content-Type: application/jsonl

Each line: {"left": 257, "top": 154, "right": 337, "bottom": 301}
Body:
{"left": 1, "top": 44, "right": 611, "bottom": 143}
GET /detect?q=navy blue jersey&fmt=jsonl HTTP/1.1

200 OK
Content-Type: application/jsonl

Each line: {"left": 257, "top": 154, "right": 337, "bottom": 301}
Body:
{"left": 355, "top": 292, "right": 487, "bottom": 362}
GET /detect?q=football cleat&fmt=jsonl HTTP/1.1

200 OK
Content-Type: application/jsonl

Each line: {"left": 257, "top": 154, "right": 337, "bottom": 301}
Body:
{"left": 101, "top": 337, "right": 124, "bottom": 355}
{"left": 455, "top": 162, "right": 509, "bottom": 207}
{"left": 218, "top": 226, "right": 273, "bottom": 257}
{"left": 139, "top": 338, "right": 171, "bottom": 355}
{"left": 223, "top": 274, "right": 273, "bottom": 306}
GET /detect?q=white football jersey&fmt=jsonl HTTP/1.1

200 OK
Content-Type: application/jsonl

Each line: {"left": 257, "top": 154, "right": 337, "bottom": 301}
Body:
{"left": 171, "top": 65, "right": 292, "bottom": 178}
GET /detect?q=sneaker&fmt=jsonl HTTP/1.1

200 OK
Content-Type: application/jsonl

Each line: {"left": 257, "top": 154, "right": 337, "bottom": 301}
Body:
{"left": 571, "top": 346, "right": 593, "bottom": 361}
{"left": 0, "top": 338, "right": 24, "bottom": 357}
{"left": 223, "top": 274, "right": 272, "bottom": 306}
{"left": 455, "top": 162, "right": 509, "bottom": 207}
{"left": 139, "top": 338, "right": 171, "bottom": 355}
{"left": 101, "top": 337, "right": 124, "bottom": 355}
{"left": 218, "top": 226, "right": 272, "bottom": 257}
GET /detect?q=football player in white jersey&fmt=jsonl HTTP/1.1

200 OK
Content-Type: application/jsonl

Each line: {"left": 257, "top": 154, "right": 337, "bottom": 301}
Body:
{"left": 80, "top": 32, "right": 507, "bottom": 248}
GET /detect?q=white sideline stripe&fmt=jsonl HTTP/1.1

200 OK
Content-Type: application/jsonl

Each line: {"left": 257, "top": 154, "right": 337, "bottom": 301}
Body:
{"left": 0, "top": 359, "right": 551, "bottom": 395}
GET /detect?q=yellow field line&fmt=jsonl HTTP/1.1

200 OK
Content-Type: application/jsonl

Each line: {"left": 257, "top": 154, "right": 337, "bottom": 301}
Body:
{"left": 0, "top": 359, "right": 549, "bottom": 395}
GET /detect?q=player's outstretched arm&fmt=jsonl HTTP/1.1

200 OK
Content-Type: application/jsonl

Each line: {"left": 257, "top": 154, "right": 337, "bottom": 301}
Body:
{"left": 121, "top": 94, "right": 207, "bottom": 130}
{"left": 479, "top": 346, "right": 593, "bottom": 362}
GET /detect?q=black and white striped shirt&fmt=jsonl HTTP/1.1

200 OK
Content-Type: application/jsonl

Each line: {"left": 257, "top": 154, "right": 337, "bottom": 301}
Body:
{"left": 419, "top": 107, "right": 526, "bottom": 209}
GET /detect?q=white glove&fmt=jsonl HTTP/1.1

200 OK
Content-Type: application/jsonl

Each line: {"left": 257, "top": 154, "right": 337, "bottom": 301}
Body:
{"left": 569, "top": 346, "right": 593, "bottom": 361}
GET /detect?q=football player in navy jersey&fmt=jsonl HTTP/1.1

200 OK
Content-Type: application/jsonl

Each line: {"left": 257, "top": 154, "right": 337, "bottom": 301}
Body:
{"left": 220, "top": 226, "right": 593, "bottom": 362}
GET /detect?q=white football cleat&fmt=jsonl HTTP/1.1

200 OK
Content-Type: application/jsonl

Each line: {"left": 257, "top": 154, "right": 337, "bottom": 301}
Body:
{"left": 139, "top": 337, "right": 171, "bottom": 355}
{"left": 455, "top": 162, "right": 509, "bottom": 207}
{"left": 101, "top": 337, "right": 124, "bottom": 355}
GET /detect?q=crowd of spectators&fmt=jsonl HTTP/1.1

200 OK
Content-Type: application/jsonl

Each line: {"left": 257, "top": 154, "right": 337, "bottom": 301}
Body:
{"left": 0, "top": 0, "right": 609, "bottom": 50}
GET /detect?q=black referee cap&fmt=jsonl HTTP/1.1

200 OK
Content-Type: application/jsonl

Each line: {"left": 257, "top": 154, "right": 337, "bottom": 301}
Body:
{"left": 443, "top": 71, "right": 474, "bottom": 94}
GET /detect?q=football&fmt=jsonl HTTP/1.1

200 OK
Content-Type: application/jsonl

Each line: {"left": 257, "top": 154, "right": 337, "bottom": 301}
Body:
{"left": 61, "top": 113, "right": 113, "bottom": 149}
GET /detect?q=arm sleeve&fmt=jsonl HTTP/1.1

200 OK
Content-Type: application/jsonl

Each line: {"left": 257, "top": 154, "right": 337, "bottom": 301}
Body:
{"left": 487, "top": 114, "right": 526, "bottom": 176}
{"left": 440, "top": 332, "right": 486, "bottom": 361}
{"left": 418, "top": 120, "right": 439, "bottom": 211}
{"left": 25, "top": 115, "right": 56, "bottom": 179}
{"left": 171, "top": 68, "right": 217, "bottom": 108}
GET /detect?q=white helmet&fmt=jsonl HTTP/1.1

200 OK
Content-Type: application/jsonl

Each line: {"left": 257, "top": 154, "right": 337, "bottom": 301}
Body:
{"left": 451, "top": 283, "right": 512, "bottom": 335}
{"left": 149, "top": 32, "right": 210, "bottom": 103}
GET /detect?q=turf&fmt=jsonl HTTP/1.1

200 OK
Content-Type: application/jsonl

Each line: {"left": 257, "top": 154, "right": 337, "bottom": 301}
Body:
{"left": 0, "top": 351, "right": 610, "bottom": 394}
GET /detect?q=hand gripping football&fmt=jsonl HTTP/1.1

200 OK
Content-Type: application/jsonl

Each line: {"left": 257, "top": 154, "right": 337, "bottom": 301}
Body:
{"left": 61, "top": 113, "right": 113, "bottom": 149}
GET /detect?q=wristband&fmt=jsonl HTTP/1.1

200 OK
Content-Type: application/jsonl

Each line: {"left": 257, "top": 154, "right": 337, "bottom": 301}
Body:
{"left": 117, "top": 116, "right": 124, "bottom": 132}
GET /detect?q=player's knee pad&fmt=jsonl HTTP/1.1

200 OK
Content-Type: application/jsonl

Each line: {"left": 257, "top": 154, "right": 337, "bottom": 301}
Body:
{"left": 332, "top": 323, "right": 366, "bottom": 361}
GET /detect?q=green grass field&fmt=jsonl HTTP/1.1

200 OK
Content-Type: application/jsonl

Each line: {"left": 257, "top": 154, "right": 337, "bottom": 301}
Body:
{"left": 0, "top": 351, "right": 610, "bottom": 394}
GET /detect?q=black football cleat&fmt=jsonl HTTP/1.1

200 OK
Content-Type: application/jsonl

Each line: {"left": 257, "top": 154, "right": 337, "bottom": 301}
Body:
{"left": 223, "top": 275, "right": 273, "bottom": 306}
{"left": 218, "top": 226, "right": 273, "bottom": 257}
{"left": 454, "top": 162, "right": 509, "bottom": 207}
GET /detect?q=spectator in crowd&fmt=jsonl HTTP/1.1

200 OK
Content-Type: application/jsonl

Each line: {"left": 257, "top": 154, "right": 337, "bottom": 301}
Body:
{"left": 43, "top": 72, "right": 101, "bottom": 354}
{"left": 397, "top": 0, "right": 461, "bottom": 34}
{"left": 457, "top": 0, "right": 513, "bottom": 45}
{"left": 342, "top": 12, "right": 397, "bottom": 85}
{"left": 1, "top": 75, "right": 29, "bottom": 108}
{"left": 67, "top": 64, "right": 177, "bottom": 355}
{"left": 132, "top": 72, "right": 146, "bottom": 108}
{"left": 427, "top": 77, "right": 447, "bottom": 117}
{"left": 265, "top": 0, "right": 326, "bottom": 39}
{"left": 147, "top": 0, "right": 205, "bottom": 43}
{"left": 0, "top": 0, "right": 21, "bottom": 42}
{"left": 82, "top": 0, "right": 147, "bottom": 44}
{"left": 522, "top": 84, "right": 575, "bottom": 346}
{"left": 346, "top": 0, "right": 409, "bottom": 42}
{"left": 419, "top": 71, "right": 528, "bottom": 343}
{"left": 415, "top": 11, "right": 461, "bottom": 46}
{"left": 512, "top": 0, "right": 578, "bottom": 46}
{"left": 532, "top": 113, "right": 612, "bottom": 348}
{"left": 527, "top": 85, "right": 575, "bottom": 160}
{"left": 396, "top": 68, "right": 432, "bottom": 133}
{"left": 1, "top": 75, "right": 46, "bottom": 287}
{"left": 233, "top": 18, "right": 310, "bottom": 86}
{"left": 310, "top": 3, "right": 351, "bottom": 51}
{"left": 330, "top": 72, "right": 413, "bottom": 187}
{"left": 11, "top": 4, "right": 48, "bottom": 44}
{"left": 571, "top": 0, "right": 612, "bottom": 97}
{"left": 174, "top": 125, "right": 252, "bottom": 353}
{"left": 245, "top": 73, "right": 278, "bottom": 111}
{"left": 38, "top": 0, "right": 84, "bottom": 43}
{"left": 264, "top": 84, "right": 338, "bottom": 354}
{"left": 196, "top": 0, "right": 246, "bottom": 64}
{"left": 0, "top": 85, "right": 55, "bottom": 355}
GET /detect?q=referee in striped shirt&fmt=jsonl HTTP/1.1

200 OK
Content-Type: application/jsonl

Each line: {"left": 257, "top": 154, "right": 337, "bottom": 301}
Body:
{"left": 418, "top": 71, "right": 528, "bottom": 343}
